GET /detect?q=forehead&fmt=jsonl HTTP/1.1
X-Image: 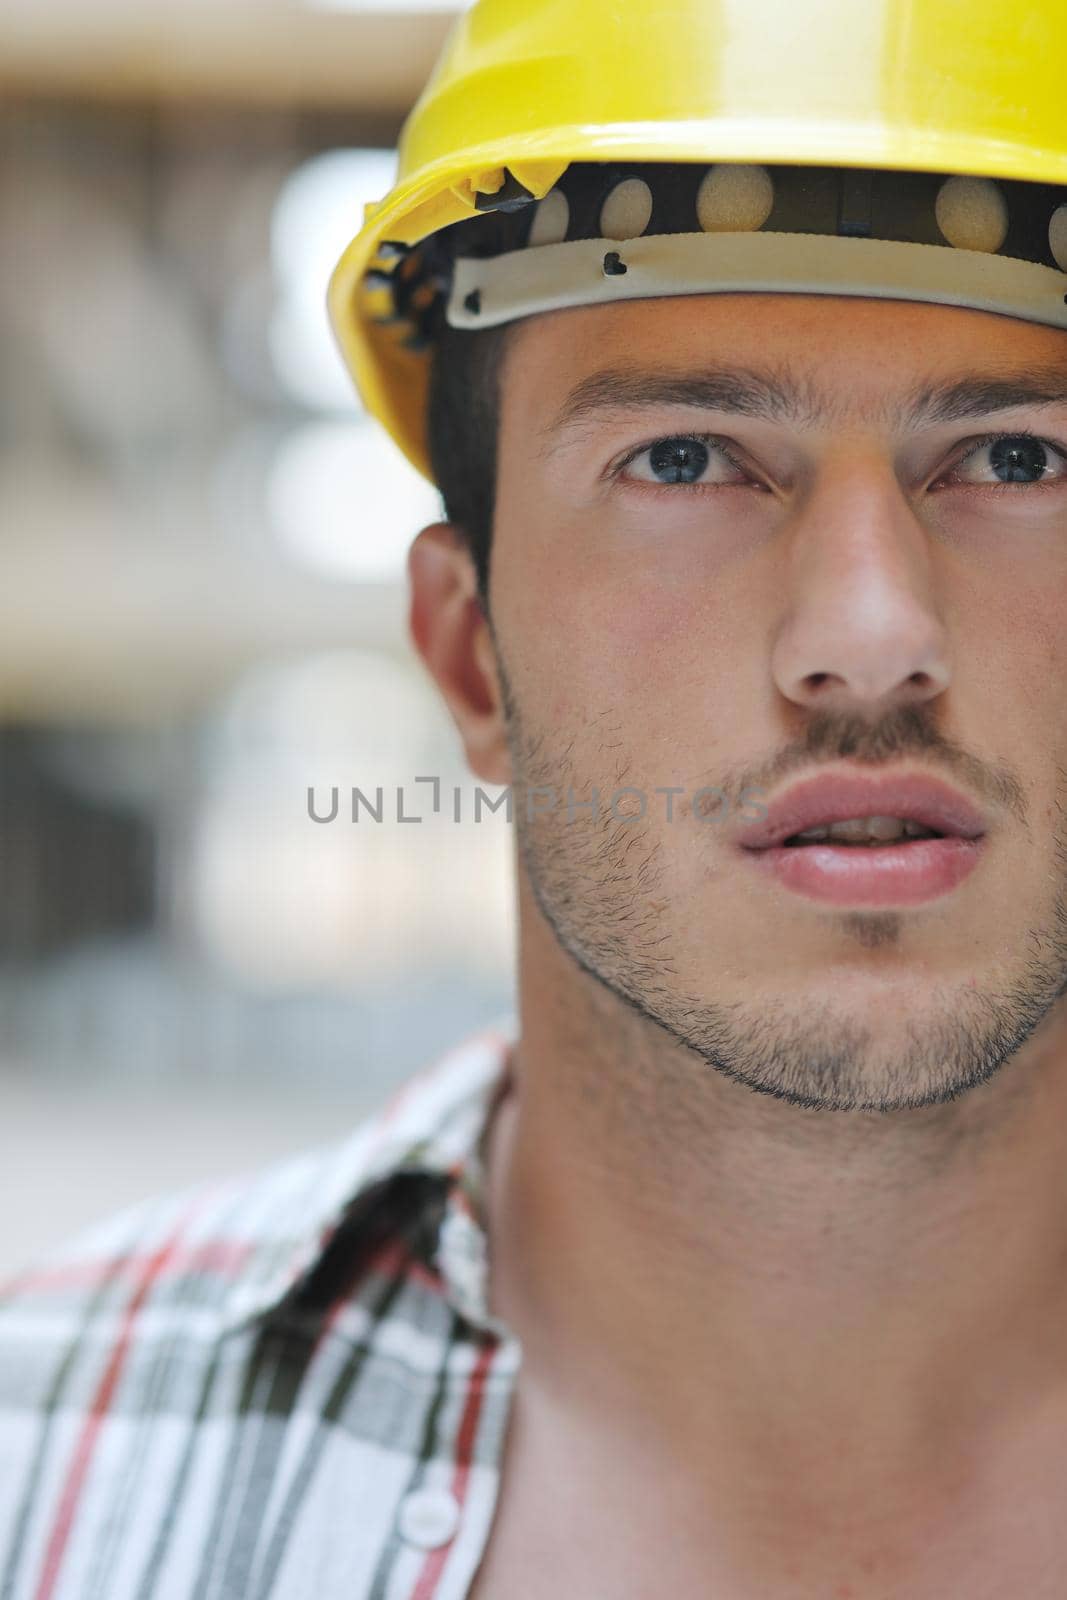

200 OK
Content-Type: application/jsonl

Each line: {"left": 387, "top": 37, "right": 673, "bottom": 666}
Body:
{"left": 499, "top": 293, "right": 1067, "bottom": 443}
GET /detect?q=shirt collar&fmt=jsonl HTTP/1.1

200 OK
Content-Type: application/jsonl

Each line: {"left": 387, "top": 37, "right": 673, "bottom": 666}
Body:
{"left": 217, "top": 1017, "right": 517, "bottom": 1339}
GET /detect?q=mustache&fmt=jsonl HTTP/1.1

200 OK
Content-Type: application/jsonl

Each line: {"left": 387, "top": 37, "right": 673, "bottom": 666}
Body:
{"left": 709, "top": 704, "right": 1029, "bottom": 830}
{"left": 495, "top": 642, "right": 1031, "bottom": 834}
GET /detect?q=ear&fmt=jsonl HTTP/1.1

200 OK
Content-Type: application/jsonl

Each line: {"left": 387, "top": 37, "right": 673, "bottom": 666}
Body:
{"left": 407, "top": 522, "right": 511, "bottom": 786}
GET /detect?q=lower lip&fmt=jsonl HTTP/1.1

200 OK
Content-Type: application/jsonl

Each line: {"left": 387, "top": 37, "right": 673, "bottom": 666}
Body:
{"left": 742, "top": 836, "right": 985, "bottom": 906}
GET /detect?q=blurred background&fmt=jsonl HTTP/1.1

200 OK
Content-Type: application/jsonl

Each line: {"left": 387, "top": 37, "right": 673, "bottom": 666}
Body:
{"left": 0, "top": 0, "right": 517, "bottom": 1275}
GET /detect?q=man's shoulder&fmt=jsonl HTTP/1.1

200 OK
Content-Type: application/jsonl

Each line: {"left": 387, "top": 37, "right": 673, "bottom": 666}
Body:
{"left": 0, "top": 1021, "right": 517, "bottom": 1598}
{"left": 0, "top": 1018, "right": 515, "bottom": 1361}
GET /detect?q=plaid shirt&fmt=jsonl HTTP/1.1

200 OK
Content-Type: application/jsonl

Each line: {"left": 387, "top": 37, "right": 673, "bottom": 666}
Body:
{"left": 0, "top": 1019, "right": 520, "bottom": 1600}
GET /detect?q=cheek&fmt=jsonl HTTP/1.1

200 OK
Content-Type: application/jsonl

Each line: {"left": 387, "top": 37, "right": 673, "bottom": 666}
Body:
{"left": 962, "top": 573, "right": 1067, "bottom": 705}
{"left": 493, "top": 480, "right": 761, "bottom": 720}
{"left": 537, "top": 573, "right": 750, "bottom": 732}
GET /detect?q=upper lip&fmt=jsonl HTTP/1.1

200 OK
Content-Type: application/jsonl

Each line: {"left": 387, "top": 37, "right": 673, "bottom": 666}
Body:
{"left": 736, "top": 770, "right": 989, "bottom": 850}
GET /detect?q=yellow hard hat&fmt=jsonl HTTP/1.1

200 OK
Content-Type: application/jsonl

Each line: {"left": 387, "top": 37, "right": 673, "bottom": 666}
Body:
{"left": 327, "top": 0, "right": 1067, "bottom": 484}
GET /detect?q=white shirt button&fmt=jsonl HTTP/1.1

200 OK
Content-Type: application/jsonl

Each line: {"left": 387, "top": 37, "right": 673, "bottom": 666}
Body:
{"left": 398, "top": 1486, "right": 461, "bottom": 1549}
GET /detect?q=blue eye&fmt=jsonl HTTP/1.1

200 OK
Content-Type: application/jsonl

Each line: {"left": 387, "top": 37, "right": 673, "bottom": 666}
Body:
{"left": 617, "top": 434, "right": 750, "bottom": 488}
{"left": 646, "top": 437, "right": 711, "bottom": 483}
{"left": 951, "top": 433, "right": 1067, "bottom": 487}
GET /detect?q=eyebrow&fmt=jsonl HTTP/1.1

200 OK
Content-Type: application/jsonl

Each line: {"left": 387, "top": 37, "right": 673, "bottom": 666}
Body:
{"left": 537, "top": 363, "right": 1067, "bottom": 454}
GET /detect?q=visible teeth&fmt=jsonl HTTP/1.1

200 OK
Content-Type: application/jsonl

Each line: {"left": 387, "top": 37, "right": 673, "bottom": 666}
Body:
{"left": 854, "top": 815, "right": 907, "bottom": 841}
{"left": 789, "top": 815, "right": 939, "bottom": 845}
{"left": 833, "top": 816, "right": 895, "bottom": 842}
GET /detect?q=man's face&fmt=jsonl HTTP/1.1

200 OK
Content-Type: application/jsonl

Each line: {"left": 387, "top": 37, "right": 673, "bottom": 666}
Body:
{"left": 487, "top": 292, "right": 1067, "bottom": 1112}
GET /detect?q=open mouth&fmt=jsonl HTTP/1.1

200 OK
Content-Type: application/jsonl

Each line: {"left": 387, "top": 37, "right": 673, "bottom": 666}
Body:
{"left": 781, "top": 818, "right": 946, "bottom": 847}
{"left": 736, "top": 776, "right": 986, "bottom": 903}
{"left": 746, "top": 815, "right": 984, "bottom": 905}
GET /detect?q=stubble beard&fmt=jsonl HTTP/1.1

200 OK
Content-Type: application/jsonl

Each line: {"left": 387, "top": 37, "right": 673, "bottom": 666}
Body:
{"left": 496, "top": 652, "right": 1067, "bottom": 1115}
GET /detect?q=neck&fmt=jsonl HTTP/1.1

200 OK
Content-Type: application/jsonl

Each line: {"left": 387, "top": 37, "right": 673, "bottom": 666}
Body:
{"left": 484, "top": 887, "right": 1067, "bottom": 1507}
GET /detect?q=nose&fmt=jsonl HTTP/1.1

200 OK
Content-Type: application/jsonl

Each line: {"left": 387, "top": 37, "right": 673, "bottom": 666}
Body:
{"left": 770, "top": 454, "right": 951, "bottom": 714}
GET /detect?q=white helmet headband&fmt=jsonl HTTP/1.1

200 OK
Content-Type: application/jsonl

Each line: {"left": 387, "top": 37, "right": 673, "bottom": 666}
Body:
{"left": 368, "top": 162, "right": 1067, "bottom": 346}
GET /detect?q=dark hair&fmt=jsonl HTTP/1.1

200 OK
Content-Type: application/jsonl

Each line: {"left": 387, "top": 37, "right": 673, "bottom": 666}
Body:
{"left": 424, "top": 316, "right": 514, "bottom": 613}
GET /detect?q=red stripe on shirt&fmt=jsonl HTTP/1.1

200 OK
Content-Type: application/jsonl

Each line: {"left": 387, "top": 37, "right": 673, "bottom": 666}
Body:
{"left": 409, "top": 1334, "right": 499, "bottom": 1600}
{"left": 3, "top": 1238, "right": 256, "bottom": 1300}
{"left": 32, "top": 1203, "right": 205, "bottom": 1600}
